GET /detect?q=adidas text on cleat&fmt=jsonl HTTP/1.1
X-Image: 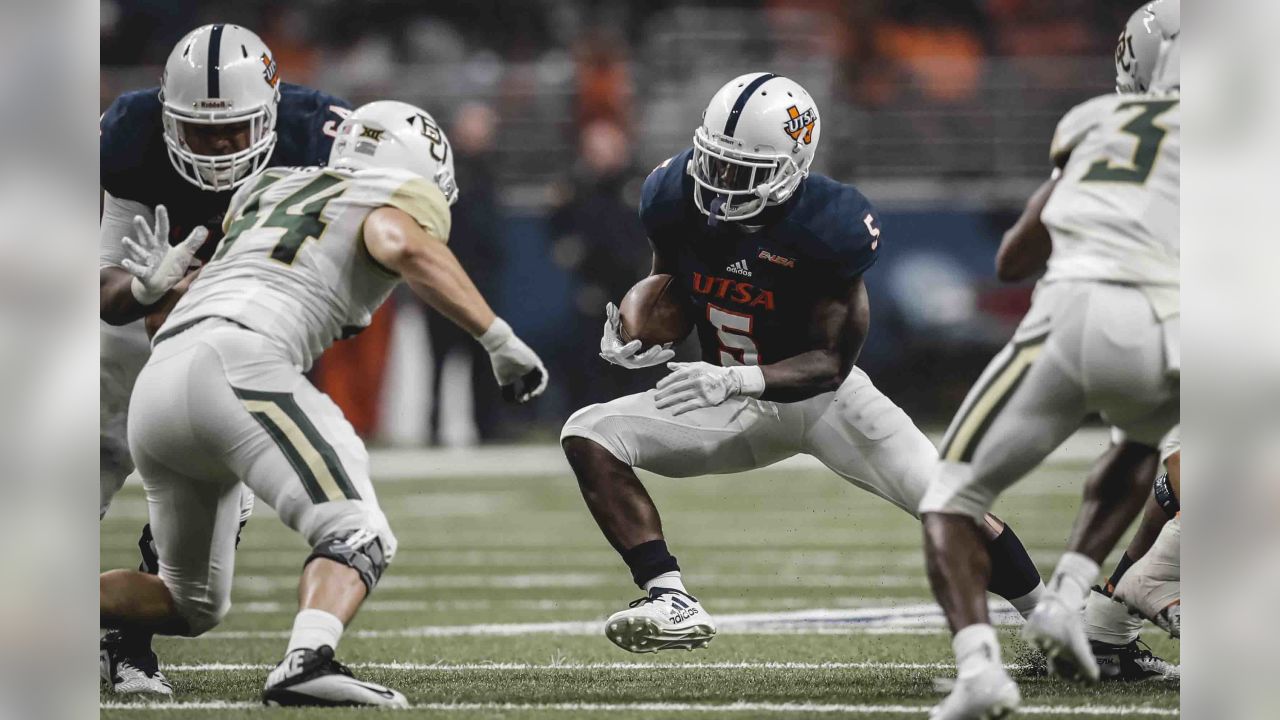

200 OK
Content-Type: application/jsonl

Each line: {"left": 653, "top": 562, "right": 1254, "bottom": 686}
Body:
{"left": 100, "top": 631, "right": 173, "bottom": 697}
{"left": 262, "top": 645, "right": 408, "bottom": 708}
{"left": 1021, "top": 593, "right": 1100, "bottom": 683}
{"left": 1091, "top": 639, "right": 1180, "bottom": 682}
{"left": 929, "top": 665, "right": 1020, "bottom": 720}
{"left": 604, "top": 587, "right": 716, "bottom": 653}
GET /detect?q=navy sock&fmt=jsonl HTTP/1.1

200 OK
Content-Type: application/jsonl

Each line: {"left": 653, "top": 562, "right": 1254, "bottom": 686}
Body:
{"left": 1104, "top": 552, "right": 1136, "bottom": 595}
{"left": 986, "top": 523, "right": 1041, "bottom": 600}
{"left": 620, "top": 539, "right": 680, "bottom": 588}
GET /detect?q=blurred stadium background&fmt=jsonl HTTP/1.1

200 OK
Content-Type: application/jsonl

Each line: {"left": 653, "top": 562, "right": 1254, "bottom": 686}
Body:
{"left": 101, "top": 0, "right": 1134, "bottom": 445}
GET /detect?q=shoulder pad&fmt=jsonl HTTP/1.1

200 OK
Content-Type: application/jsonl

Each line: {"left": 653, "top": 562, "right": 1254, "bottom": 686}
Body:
{"left": 785, "top": 175, "right": 881, "bottom": 280}
{"left": 638, "top": 147, "right": 695, "bottom": 235}
{"left": 275, "top": 83, "right": 354, "bottom": 165}
{"left": 351, "top": 167, "right": 452, "bottom": 242}
{"left": 1050, "top": 94, "right": 1122, "bottom": 168}
{"left": 100, "top": 89, "right": 163, "bottom": 198}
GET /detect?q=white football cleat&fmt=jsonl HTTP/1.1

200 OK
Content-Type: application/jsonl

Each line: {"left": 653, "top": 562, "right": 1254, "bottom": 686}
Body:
{"left": 604, "top": 587, "right": 716, "bottom": 653}
{"left": 100, "top": 631, "right": 173, "bottom": 697}
{"left": 262, "top": 646, "right": 408, "bottom": 708}
{"left": 930, "top": 665, "right": 1020, "bottom": 720}
{"left": 1021, "top": 592, "right": 1100, "bottom": 682}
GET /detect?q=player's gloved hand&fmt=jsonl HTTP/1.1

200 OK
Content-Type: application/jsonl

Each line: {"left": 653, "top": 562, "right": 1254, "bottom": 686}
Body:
{"left": 654, "top": 361, "right": 766, "bottom": 415}
{"left": 120, "top": 205, "right": 210, "bottom": 306}
{"left": 599, "top": 302, "right": 675, "bottom": 369}
{"left": 477, "top": 317, "right": 548, "bottom": 403}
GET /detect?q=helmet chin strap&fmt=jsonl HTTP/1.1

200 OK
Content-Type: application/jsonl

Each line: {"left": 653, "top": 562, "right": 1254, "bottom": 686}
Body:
{"left": 707, "top": 195, "right": 726, "bottom": 228}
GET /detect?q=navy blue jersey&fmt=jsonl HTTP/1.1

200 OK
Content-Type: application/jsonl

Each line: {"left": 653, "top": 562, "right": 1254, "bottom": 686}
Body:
{"left": 100, "top": 82, "right": 350, "bottom": 261}
{"left": 639, "top": 148, "right": 881, "bottom": 366}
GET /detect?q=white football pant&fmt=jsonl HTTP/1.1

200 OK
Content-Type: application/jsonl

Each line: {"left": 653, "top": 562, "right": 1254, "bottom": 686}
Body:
{"left": 562, "top": 365, "right": 938, "bottom": 516}
{"left": 920, "top": 280, "right": 1179, "bottom": 521}
{"left": 127, "top": 319, "right": 395, "bottom": 635}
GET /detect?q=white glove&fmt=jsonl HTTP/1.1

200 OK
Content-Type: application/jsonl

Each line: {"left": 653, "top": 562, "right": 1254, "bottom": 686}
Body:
{"left": 599, "top": 302, "right": 675, "bottom": 369}
{"left": 653, "top": 361, "right": 766, "bottom": 415}
{"left": 120, "top": 205, "right": 210, "bottom": 305}
{"left": 476, "top": 317, "right": 548, "bottom": 404}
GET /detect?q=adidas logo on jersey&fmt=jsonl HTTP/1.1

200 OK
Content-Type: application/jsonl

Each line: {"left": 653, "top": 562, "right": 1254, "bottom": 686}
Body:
{"left": 726, "top": 260, "right": 752, "bottom": 277}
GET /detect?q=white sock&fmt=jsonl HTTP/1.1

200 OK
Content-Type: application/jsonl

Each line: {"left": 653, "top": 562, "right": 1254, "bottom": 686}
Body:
{"left": 1007, "top": 580, "right": 1046, "bottom": 620}
{"left": 1048, "top": 552, "right": 1100, "bottom": 607}
{"left": 286, "top": 608, "right": 344, "bottom": 654}
{"left": 643, "top": 571, "right": 688, "bottom": 595}
{"left": 953, "top": 623, "right": 1002, "bottom": 679}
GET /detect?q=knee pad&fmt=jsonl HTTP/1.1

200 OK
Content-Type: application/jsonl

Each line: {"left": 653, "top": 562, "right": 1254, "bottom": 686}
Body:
{"left": 1153, "top": 472, "right": 1179, "bottom": 518}
{"left": 306, "top": 528, "right": 392, "bottom": 593}
{"left": 173, "top": 592, "right": 231, "bottom": 637}
{"left": 560, "top": 404, "right": 629, "bottom": 465}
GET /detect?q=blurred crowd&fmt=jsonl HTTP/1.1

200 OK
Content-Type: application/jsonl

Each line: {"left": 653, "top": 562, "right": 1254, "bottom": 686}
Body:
{"left": 101, "top": 0, "right": 1131, "bottom": 444}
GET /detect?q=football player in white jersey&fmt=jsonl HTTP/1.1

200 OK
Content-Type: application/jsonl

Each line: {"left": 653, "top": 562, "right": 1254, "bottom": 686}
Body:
{"left": 99, "top": 100, "right": 548, "bottom": 707}
{"left": 99, "top": 24, "right": 352, "bottom": 695}
{"left": 919, "top": 2, "right": 1180, "bottom": 716}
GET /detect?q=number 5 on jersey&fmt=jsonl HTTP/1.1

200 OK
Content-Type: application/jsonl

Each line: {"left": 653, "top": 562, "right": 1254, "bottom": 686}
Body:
{"left": 708, "top": 304, "right": 759, "bottom": 366}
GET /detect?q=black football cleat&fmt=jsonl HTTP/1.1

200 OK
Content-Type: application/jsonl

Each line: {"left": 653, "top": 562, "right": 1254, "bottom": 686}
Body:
{"left": 262, "top": 645, "right": 407, "bottom": 708}
{"left": 1091, "top": 639, "right": 1179, "bottom": 681}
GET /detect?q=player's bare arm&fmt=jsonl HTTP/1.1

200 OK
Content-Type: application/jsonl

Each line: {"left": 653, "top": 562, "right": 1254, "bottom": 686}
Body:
{"left": 757, "top": 275, "right": 868, "bottom": 403}
{"left": 995, "top": 173, "right": 1057, "bottom": 283}
{"left": 362, "top": 205, "right": 547, "bottom": 403}
{"left": 362, "top": 205, "right": 497, "bottom": 335}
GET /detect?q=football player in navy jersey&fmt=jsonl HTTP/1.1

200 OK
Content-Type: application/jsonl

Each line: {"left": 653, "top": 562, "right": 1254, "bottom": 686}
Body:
{"left": 560, "top": 73, "right": 1046, "bottom": 654}
{"left": 98, "top": 23, "right": 351, "bottom": 696}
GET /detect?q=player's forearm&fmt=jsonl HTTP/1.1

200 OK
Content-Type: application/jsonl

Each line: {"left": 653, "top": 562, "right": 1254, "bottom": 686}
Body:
{"left": 759, "top": 350, "right": 846, "bottom": 402}
{"left": 99, "top": 266, "right": 150, "bottom": 325}
{"left": 399, "top": 243, "right": 498, "bottom": 338}
{"left": 995, "top": 174, "right": 1057, "bottom": 283}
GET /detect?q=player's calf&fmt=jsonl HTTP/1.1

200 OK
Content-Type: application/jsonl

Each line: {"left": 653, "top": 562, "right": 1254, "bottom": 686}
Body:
{"left": 263, "top": 528, "right": 407, "bottom": 707}
{"left": 983, "top": 519, "right": 1045, "bottom": 619}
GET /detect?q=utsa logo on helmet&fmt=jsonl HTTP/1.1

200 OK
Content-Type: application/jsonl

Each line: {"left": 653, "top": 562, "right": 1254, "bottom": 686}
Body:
{"left": 784, "top": 106, "right": 817, "bottom": 144}
{"left": 260, "top": 53, "right": 280, "bottom": 88}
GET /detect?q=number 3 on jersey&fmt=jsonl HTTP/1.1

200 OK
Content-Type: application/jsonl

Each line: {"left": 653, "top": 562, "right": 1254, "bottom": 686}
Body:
{"left": 708, "top": 304, "right": 759, "bottom": 366}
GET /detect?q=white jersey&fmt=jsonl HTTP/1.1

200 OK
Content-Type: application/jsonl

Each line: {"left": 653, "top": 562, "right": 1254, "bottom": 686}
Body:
{"left": 161, "top": 165, "right": 452, "bottom": 369}
{"left": 1040, "top": 92, "right": 1180, "bottom": 301}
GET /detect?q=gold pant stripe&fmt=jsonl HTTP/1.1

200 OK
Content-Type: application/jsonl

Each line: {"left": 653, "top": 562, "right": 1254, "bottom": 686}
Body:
{"left": 242, "top": 399, "right": 347, "bottom": 503}
{"left": 942, "top": 340, "right": 1045, "bottom": 464}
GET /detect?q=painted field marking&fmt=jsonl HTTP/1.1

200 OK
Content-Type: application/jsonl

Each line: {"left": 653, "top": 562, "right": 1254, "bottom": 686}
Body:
{"left": 162, "top": 660, "right": 1003, "bottom": 672}
{"left": 203, "top": 603, "right": 1023, "bottom": 640}
{"left": 101, "top": 700, "right": 1178, "bottom": 715}
{"left": 229, "top": 572, "right": 931, "bottom": 593}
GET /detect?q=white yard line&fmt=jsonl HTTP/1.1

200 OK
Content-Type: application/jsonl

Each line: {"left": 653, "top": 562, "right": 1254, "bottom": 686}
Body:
{"left": 232, "top": 596, "right": 942, "bottom": 614}
{"left": 163, "top": 660, "right": 1002, "bottom": 671}
{"left": 230, "top": 572, "right": 931, "bottom": 593}
{"left": 204, "top": 603, "right": 1022, "bottom": 639}
{"left": 101, "top": 700, "right": 1178, "bottom": 715}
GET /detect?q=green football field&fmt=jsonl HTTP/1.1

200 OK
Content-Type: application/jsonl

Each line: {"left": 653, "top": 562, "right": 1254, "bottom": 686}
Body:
{"left": 100, "top": 442, "right": 1179, "bottom": 718}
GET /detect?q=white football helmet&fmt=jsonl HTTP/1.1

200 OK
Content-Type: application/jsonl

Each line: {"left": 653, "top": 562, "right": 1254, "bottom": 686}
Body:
{"left": 328, "top": 101, "right": 459, "bottom": 206}
{"left": 160, "top": 24, "right": 281, "bottom": 191}
{"left": 1115, "top": 0, "right": 1180, "bottom": 94}
{"left": 690, "top": 73, "right": 820, "bottom": 222}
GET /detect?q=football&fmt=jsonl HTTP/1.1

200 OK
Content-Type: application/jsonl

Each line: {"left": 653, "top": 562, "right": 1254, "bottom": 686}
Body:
{"left": 618, "top": 273, "right": 694, "bottom": 347}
